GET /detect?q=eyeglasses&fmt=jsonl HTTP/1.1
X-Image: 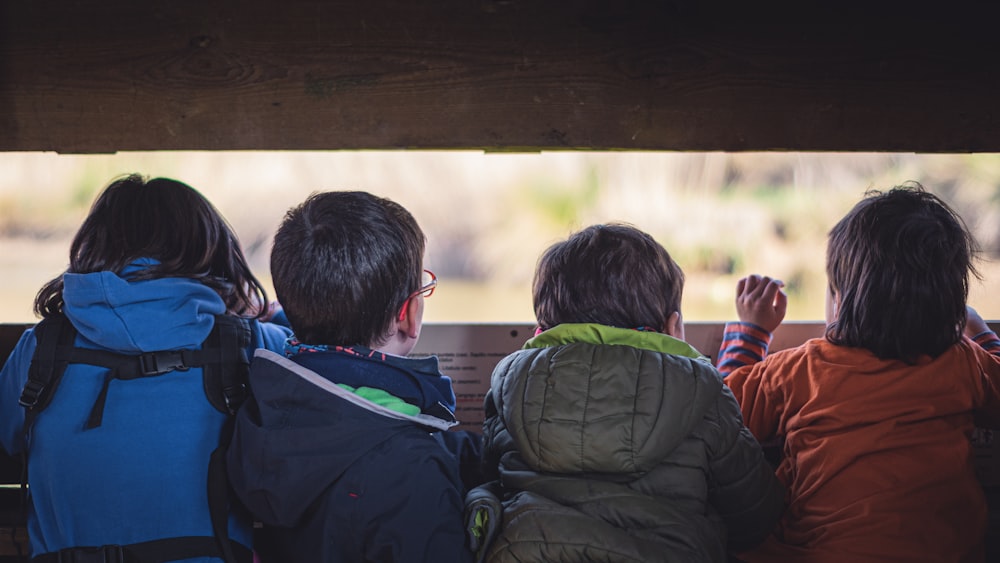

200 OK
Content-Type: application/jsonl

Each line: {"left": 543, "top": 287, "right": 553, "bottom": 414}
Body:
{"left": 398, "top": 269, "right": 437, "bottom": 321}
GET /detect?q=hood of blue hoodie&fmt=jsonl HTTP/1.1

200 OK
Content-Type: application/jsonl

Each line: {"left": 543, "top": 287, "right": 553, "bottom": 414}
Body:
{"left": 61, "top": 259, "right": 227, "bottom": 353}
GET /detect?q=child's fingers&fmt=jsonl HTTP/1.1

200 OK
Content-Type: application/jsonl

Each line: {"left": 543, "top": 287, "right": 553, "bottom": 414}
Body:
{"left": 741, "top": 274, "right": 766, "bottom": 297}
{"left": 735, "top": 276, "right": 748, "bottom": 296}
{"left": 746, "top": 275, "right": 779, "bottom": 300}
{"left": 734, "top": 275, "right": 785, "bottom": 331}
{"left": 773, "top": 285, "right": 789, "bottom": 315}
{"left": 760, "top": 278, "right": 785, "bottom": 303}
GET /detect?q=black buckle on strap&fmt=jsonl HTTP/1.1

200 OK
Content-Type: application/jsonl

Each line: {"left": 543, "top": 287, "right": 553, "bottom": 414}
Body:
{"left": 138, "top": 351, "right": 188, "bottom": 376}
{"left": 56, "top": 545, "right": 126, "bottom": 563}
{"left": 222, "top": 383, "right": 248, "bottom": 414}
{"left": 18, "top": 379, "right": 46, "bottom": 408}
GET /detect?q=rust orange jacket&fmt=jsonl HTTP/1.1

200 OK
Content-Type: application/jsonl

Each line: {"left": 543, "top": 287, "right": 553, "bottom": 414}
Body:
{"left": 721, "top": 327, "right": 1000, "bottom": 563}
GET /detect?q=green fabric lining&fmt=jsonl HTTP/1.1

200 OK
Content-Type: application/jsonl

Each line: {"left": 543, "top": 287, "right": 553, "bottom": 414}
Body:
{"left": 524, "top": 323, "right": 708, "bottom": 361}
{"left": 336, "top": 384, "right": 421, "bottom": 416}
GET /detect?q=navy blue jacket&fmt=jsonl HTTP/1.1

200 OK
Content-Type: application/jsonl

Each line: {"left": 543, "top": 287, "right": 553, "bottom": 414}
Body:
{"left": 226, "top": 348, "right": 480, "bottom": 563}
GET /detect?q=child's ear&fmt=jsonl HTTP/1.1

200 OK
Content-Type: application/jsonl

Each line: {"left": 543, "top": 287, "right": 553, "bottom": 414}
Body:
{"left": 663, "top": 311, "right": 684, "bottom": 340}
{"left": 396, "top": 295, "right": 423, "bottom": 340}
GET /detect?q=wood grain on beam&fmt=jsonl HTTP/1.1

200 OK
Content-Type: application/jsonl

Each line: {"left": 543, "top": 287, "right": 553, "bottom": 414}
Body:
{"left": 1, "top": 1, "right": 999, "bottom": 153}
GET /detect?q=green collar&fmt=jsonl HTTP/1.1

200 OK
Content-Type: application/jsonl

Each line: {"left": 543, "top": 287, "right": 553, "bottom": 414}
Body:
{"left": 524, "top": 323, "right": 707, "bottom": 361}
{"left": 337, "top": 384, "right": 420, "bottom": 416}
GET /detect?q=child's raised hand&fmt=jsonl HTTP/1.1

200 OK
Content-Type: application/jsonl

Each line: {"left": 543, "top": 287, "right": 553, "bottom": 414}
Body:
{"left": 965, "top": 305, "right": 990, "bottom": 338}
{"left": 735, "top": 275, "right": 787, "bottom": 333}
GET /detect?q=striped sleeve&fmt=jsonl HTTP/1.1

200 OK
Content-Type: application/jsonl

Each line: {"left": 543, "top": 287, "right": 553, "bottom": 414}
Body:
{"left": 717, "top": 322, "right": 773, "bottom": 377}
{"left": 972, "top": 330, "right": 1000, "bottom": 357}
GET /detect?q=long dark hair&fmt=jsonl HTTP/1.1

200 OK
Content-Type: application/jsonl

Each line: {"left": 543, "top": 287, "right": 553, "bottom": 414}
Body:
{"left": 533, "top": 223, "right": 684, "bottom": 331}
{"left": 34, "top": 174, "right": 268, "bottom": 318}
{"left": 825, "top": 183, "right": 980, "bottom": 362}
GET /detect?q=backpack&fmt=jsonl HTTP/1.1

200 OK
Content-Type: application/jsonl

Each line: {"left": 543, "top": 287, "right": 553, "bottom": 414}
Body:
{"left": 17, "top": 313, "right": 253, "bottom": 563}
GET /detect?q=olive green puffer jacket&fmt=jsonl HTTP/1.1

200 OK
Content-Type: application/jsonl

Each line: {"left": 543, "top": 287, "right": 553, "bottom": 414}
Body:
{"left": 480, "top": 324, "right": 784, "bottom": 563}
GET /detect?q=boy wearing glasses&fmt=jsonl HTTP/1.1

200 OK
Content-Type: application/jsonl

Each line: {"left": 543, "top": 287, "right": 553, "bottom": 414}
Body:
{"left": 226, "top": 191, "right": 481, "bottom": 563}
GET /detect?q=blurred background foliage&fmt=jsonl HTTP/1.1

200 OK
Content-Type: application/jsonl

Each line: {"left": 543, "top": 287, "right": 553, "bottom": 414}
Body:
{"left": 2, "top": 151, "right": 999, "bottom": 323}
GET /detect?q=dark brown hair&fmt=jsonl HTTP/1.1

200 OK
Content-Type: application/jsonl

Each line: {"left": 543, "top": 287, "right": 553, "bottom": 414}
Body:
{"left": 825, "top": 183, "right": 980, "bottom": 362}
{"left": 34, "top": 174, "right": 267, "bottom": 318}
{"left": 533, "top": 223, "right": 684, "bottom": 331}
{"left": 269, "top": 191, "right": 425, "bottom": 346}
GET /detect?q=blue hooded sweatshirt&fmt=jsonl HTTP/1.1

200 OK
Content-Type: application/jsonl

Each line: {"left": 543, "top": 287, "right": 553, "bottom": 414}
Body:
{"left": 226, "top": 346, "right": 482, "bottom": 563}
{"left": 0, "top": 261, "right": 291, "bottom": 560}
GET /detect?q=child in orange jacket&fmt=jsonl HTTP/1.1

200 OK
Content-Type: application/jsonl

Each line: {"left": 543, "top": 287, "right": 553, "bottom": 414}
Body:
{"left": 717, "top": 183, "right": 1000, "bottom": 562}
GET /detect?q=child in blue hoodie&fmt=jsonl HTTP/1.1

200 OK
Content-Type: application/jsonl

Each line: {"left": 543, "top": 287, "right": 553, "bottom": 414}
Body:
{"left": 0, "top": 174, "right": 292, "bottom": 562}
{"left": 225, "top": 191, "right": 482, "bottom": 563}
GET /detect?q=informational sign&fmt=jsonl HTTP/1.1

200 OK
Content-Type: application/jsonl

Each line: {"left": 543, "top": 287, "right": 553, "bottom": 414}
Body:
{"left": 411, "top": 323, "right": 534, "bottom": 433}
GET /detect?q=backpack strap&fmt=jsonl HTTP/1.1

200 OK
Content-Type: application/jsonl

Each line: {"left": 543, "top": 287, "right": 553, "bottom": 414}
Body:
{"left": 29, "top": 536, "right": 253, "bottom": 563}
{"left": 208, "top": 415, "right": 243, "bottom": 563}
{"left": 80, "top": 312, "right": 251, "bottom": 428}
{"left": 201, "top": 315, "right": 251, "bottom": 415}
{"left": 21, "top": 314, "right": 251, "bottom": 430}
{"left": 80, "top": 347, "right": 203, "bottom": 429}
{"left": 19, "top": 314, "right": 77, "bottom": 435}
{"left": 202, "top": 315, "right": 252, "bottom": 563}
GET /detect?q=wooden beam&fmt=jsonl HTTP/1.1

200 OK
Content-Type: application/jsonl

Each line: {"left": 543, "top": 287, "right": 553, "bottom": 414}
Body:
{"left": 2, "top": 1, "right": 1000, "bottom": 152}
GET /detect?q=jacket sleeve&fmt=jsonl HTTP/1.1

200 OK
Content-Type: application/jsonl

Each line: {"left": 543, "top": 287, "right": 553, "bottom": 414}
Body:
{"left": 723, "top": 357, "right": 784, "bottom": 443}
{"left": 968, "top": 336, "right": 1000, "bottom": 429}
{"left": 0, "top": 328, "right": 34, "bottom": 456}
{"left": 480, "top": 388, "right": 503, "bottom": 484}
{"left": 251, "top": 319, "right": 293, "bottom": 354}
{"left": 436, "top": 429, "right": 486, "bottom": 492}
{"left": 706, "top": 384, "right": 785, "bottom": 552}
{"left": 717, "top": 322, "right": 772, "bottom": 377}
{"left": 357, "top": 440, "right": 475, "bottom": 563}
{"left": 970, "top": 330, "right": 1000, "bottom": 356}
{"left": 481, "top": 353, "right": 520, "bottom": 484}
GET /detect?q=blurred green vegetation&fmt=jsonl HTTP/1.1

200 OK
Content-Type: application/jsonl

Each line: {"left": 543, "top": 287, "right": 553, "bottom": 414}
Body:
{"left": 2, "top": 151, "right": 1000, "bottom": 323}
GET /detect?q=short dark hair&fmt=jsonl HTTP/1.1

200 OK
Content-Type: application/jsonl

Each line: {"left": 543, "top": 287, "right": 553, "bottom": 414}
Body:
{"left": 825, "top": 183, "right": 980, "bottom": 362}
{"left": 270, "top": 191, "right": 425, "bottom": 346}
{"left": 34, "top": 174, "right": 267, "bottom": 318}
{"left": 533, "top": 223, "right": 684, "bottom": 331}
